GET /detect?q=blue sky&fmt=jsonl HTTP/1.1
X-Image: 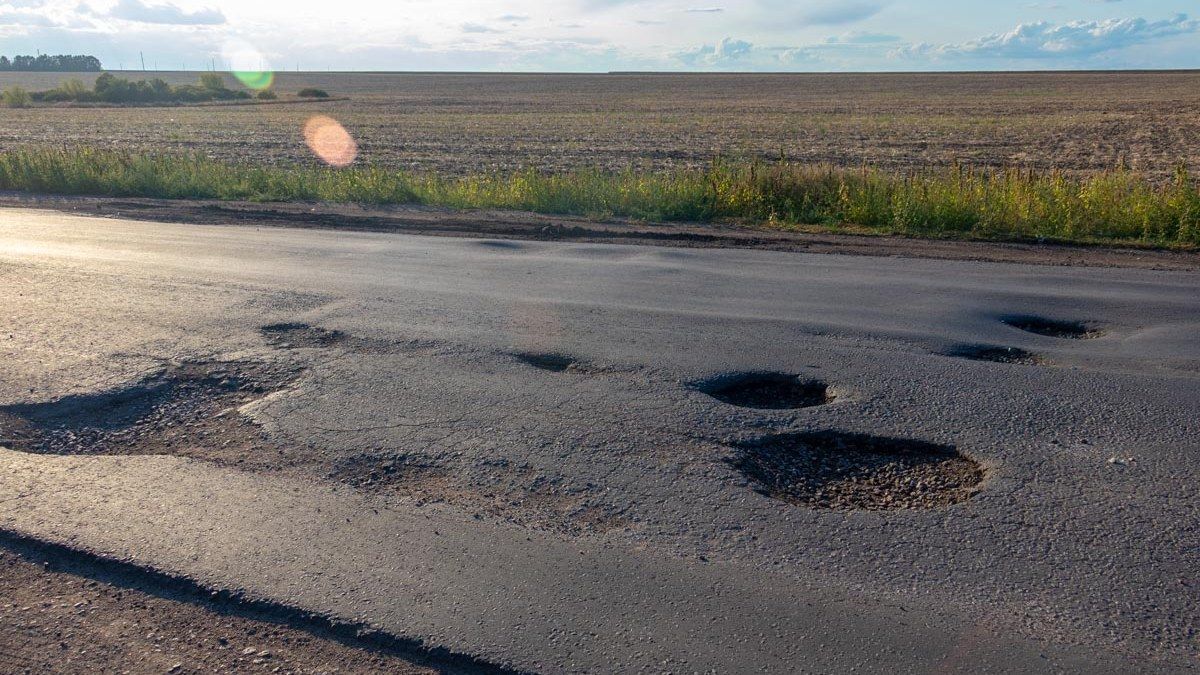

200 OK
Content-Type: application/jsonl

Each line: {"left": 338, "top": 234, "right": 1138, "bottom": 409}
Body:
{"left": 1, "top": 0, "right": 1197, "bottom": 72}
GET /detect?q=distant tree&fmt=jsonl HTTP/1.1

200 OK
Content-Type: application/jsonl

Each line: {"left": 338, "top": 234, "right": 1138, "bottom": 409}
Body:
{"left": 27, "top": 72, "right": 256, "bottom": 105}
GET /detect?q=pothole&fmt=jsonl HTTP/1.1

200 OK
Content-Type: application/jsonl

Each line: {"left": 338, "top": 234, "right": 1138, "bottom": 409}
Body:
{"left": 1002, "top": 315, "right": 1103, "bottom": 340}
{"left": 261, "top": 323, "right": 348, "bottom": 349}
{"left": 944, "top": 344, "right": 1047, "bottom": 366}
{"left": 515, "top": 352, "right": 581, "bottom": 373}
{"left": 0, "top": 360, "right": 302, "bottom": 469}
{"left": 476, "top": 239, "right": 524, "bottom": 250}
{"left": 331, "top": 454, "right": 446, "bottom": 491}
{"left": 729, "top": 431, "right": 985, "bottom": 510}
{"left": 331, "top": 455, "right": 628, "bottom": 534}
{"left": 699, "top": 373, "right": 833, "bottom": 410}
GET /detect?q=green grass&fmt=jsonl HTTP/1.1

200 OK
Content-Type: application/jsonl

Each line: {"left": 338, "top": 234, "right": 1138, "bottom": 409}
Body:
{"left": 1, "top": 146, "right": 1197, "bottom": 247}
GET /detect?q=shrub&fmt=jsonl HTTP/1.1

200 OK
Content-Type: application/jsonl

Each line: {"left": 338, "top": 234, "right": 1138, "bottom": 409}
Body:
{"left": 199, "top": 72, "right": 228, "bottom": 91}
{"left": 2, "top": 86, "right": 31, "bottom": 108}
{"left": 39, "top": 72, "right": 252, "bottom": 105}
{"left": 59, "top": 78, "right": 90, "bottom": 98}
{"left": 298, "top": 88, "right": 330, "bottom": 98}
{"left": 256, "top": 89, "right": 278, "bottom": 100}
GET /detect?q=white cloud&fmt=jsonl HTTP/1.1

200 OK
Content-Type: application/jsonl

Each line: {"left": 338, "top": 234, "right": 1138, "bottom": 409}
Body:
{"left": 796, "top": 1, "right": 883, "bottom": 26}
{"left": 896, "top": 13, "right": 1198, "bottom": 60}
{"left": 675, "top": 36, "right": 752, "bottom": 66}
{"left": 0, "top": 8, "right": 56, "bottom": 25}
{"left": 1, "top": 2, "right": 1198, "bottom": 73}
{"left": 461, "top": 22, "right": 501, "bottom": 34}
{"left": 108, "top": 0, "right": 225, "bottom": 25}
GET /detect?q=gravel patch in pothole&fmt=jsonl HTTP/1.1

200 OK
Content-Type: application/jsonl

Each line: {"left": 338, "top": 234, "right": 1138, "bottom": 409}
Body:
{"left": 699, "top": 373, "right": 834, "bottom": 410}
{"left": 331, "top": 454, "right": 628, "bottom": 534}
{"left": 261, "top": 323, "right": 349, "bottom": 349}
{"left": 0, "top": 360, "right": 302, "bottom": 469}
{"left": 729, "top": 431, "right": 986, "bottom": 510}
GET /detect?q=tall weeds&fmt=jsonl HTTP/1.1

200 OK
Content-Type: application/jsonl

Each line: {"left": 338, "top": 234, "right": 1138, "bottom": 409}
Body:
{"left": 0, "top": 147, "right": 1195, "bottom": 247}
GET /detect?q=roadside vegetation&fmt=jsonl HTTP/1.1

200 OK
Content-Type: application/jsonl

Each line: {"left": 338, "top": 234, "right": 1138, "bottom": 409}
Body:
{"left": 0, "top": 147, "right": 1196, "bottom": 247}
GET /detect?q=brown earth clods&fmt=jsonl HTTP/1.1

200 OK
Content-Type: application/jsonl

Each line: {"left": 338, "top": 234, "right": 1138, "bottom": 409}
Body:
{"left": 1, "top": 71, "right": 1198, "bottom": 179}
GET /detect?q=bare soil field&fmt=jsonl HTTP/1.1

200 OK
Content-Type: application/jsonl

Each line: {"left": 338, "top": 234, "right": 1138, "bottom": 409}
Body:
{"left": 2, "top": 71, "right": 1198, "bottom": 178}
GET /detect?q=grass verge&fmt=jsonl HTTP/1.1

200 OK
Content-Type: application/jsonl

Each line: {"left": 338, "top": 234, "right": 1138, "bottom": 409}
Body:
{"left": 0, "top": 146, "right": 1197, "bottom": 247}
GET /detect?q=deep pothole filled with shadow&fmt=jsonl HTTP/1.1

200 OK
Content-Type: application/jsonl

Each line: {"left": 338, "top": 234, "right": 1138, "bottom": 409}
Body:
{"left": 1002, "top": 315, "right": 1103, "bottom": 340}
{"left": 0, "top": 360, "right": 303, "bottom": 470}
{"left": 699, "top": 373, "right": 833, "bottom": 410}
{"left": 945, "top": 344, "right": 1047, "bottom": 366}
{"left": 729, "top": 431, "right": 985, "bottom": 510}
{"left": 515, "top": 352, "right": 582, "bottom": 373}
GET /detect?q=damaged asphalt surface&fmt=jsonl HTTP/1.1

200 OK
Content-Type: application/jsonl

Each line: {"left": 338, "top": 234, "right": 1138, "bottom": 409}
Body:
{"left": 0, "top": 208, "right": 1198, "bottom": 672}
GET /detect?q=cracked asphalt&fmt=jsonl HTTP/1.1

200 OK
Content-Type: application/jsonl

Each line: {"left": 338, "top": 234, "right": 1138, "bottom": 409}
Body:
{"left": 1, "top": 208, "right": 1198, "bottom": 672}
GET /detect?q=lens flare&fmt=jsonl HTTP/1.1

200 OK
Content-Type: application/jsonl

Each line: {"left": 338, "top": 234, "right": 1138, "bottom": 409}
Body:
{"left": 235, "top": 70, "right": 274, "bottom": 90}
{"left": 221, "top": 40, "right": 274, "bottom": 90}
{"left": 304, "top": 115, "right": 358, "bottom": 167}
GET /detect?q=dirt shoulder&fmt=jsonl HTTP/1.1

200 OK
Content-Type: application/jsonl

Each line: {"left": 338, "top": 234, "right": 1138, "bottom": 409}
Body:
{"left": 0, "top": 532, "right": 502, "bottom": 674}
{"left": 3, "top": 192, "right": 1199, "bottom": 271}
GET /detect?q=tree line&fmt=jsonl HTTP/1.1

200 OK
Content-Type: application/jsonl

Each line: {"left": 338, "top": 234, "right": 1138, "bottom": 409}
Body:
{"left": 0, "top": 55, "right": 102, "bottom": 72}
{"left": 31, "top": 73, "right": 257, "bottom": 104}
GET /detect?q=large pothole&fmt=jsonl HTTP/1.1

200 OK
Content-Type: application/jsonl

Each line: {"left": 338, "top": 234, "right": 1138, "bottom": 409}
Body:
{"left": 515, "top": 352, "right": 582, "bottom": 373}
{"left": 944, "top": 344, "right": 1047, "bottom": 366}
{"left": 1002, "top": 315, "right": 1103, "bottom": 340}
{"left": 699, "top": 373, "right": 833, "bottom": 410}
{"left": 729, "top": 431, "right": 985, "bottom": 510}
{"left": 0, "top": 360, "right": 301, "bottom": 469}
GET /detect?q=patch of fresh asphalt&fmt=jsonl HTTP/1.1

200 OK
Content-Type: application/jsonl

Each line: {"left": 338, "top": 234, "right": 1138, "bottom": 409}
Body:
{"left": 1, "top": 208, "right": 1199, "bottom": 671}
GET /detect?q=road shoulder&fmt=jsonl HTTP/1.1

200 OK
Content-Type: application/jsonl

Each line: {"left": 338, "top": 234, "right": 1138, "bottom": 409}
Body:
{"left": 3, "top": 193, "right": 1198, "bottom": 271}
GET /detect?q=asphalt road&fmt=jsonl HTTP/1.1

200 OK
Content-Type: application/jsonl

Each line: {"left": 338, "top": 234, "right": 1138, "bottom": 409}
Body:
{"left": 1, "top": 208, "right": 1198, "bottom": 672}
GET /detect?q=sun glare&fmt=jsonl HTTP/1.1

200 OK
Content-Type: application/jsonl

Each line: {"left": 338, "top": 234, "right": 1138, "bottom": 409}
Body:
{"left": 303, "top": 115, "right": 358, "bottom": 167}
{"left": 221, "top": 40, "right": 275, "bottom": 90}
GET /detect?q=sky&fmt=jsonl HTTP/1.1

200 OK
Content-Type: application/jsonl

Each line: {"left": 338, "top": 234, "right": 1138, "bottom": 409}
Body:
{"left": 1, "top": 0, "right": 1197, "bottom": 72}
